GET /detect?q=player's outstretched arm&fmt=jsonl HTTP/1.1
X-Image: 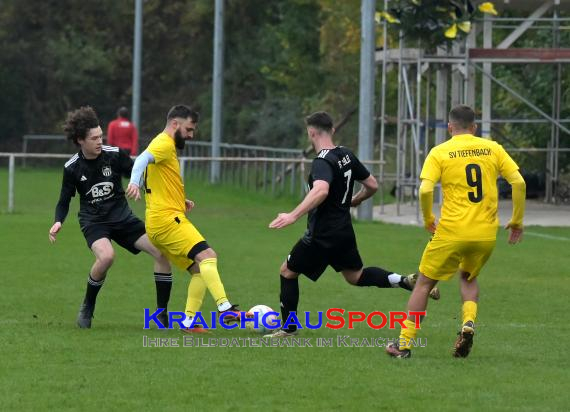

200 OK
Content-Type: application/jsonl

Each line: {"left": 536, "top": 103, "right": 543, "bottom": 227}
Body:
{"left": 49, "top": 222, "right": 62, "bottom": 243}
{"left": 419, "top": 179, "right": 437, "bottom": 233}
{"left": 127, "top": 150, "right": 155, "bottom": 201}
{"left": 351, "top": 175, "right": 378, "bottom": 207}
{"left": 504, "top": 170, "right": 526, "bottom": 244}
{"left": 269, "top": 180, "right": 329, "bottom": 229}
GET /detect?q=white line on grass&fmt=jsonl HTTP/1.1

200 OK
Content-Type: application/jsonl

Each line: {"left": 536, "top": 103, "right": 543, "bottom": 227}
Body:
{"left": 525, "top": 231, "right": 570, "bottom": 242}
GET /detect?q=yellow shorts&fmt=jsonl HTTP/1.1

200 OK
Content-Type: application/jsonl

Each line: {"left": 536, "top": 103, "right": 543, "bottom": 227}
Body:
{"left": 146, "top": 214, "right": 206, "bottom": 270}
{"left": 419, "top": 238, "right": 496, "bottom": 281}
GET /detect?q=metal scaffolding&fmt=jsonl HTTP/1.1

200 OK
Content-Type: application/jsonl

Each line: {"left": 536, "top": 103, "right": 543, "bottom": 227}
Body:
{"left": 376, "top": 0, "right": 570, "bottom": 217}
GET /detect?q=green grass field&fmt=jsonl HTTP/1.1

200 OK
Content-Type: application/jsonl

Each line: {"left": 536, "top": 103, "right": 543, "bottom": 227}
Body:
{"left": 1, "top": 168, "right": 568, "bottom": 411}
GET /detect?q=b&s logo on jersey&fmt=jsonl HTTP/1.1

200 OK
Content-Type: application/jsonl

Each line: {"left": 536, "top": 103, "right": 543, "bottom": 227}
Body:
{"left": 102, "top": 166, "right": 112, "bottom": 177}
{"left": 88, "top": 182, "right": 114, "bottom": 199}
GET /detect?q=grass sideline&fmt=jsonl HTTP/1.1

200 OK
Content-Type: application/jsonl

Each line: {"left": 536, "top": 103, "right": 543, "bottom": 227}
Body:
{"left": 0, "top": 168, "right": 568, "bottom": 411}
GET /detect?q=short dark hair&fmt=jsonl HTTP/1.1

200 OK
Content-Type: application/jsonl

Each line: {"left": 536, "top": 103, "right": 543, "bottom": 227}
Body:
{"left": 449, "top": 105, "right": 475, "bottom": 129}
{"left": 63, "top": 106, "right": 100, "bottom": 145}
{"left": 167, "top": 105, "right": 199, "bottom": 122}
{"left": 118, "top": 106, "right": 129, "bottom": 118}
{"left": 305, "top": 111, "right": 334, "bottom": 133}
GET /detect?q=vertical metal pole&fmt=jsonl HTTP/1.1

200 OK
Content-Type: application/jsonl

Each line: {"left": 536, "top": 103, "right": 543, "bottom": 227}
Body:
{"left": 300, "top": 160, "right": 306, "bottom": 198}
{"left": 435, "top": 46, "right": 448, "bottom": 205}
{"left": 465, "top": 25, "right": 477, "bottom": 107}
{"left": 415, "top": 47, "right": 422, "bottom": 223}
{"left": 424, "top": 67, "right": 431, "bottom": 160}
{"left": 554, "top": 63, "right": 561, "bottom": 200}
{"left": 132, "top": 0, "right": 143, "bottom": 129}
{"left": 451, "top": 43, "right": 463, "bottom": 108}
{"left": 549, "top": 3, "right": 561, "bottom": 202}
{"left": 379, "top": 0, "right": 388, "bottom": 214}
{"left": 357, "top": 0, "right": 376, "bottom": 220}
{"left": 396, "top": 33, "right": 403, "bottom": 216}
{"left": 290, "top": 161, "right": 296, "bottom": 195}
{"left": 211, "top": 0, "right": 224, "bottom": 183}
{"left": 435, "top": 47, "right": 448, "bottom": 146}
{"left": 8, "top": 154, "right": 15, "bottom": 213}
{"left": 263, "top": 160, "right": 268, "bottom": 192}
{"left": 22, "top": 137, "right": 27, "bottom": 168}
{"left": 244, "top": 154, "right": 249, "bottom": 189}
{"left": 280, "top": 162, "right": 286, "bottom": 194}
{"left": 481, "top": 15, "right": 492, "bottom": 138}
{"left": 271, "top": 161, "right": 276, "bottom": 195}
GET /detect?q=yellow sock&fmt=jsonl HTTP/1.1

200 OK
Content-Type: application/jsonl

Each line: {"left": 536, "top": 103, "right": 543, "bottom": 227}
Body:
{"left": 462, "top": 301, "right": 478, "bottom": 325}
{"left": 198, "top": 258, "right": 229, "bottom": 307}
{"left": 185, "top": 273, "right": 207, "bottom": 317}
{"left": 398, "top": 319, "right": 419, "bottom": 350}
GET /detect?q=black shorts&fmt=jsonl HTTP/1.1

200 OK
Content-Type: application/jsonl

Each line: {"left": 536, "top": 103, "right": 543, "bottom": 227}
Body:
{"left": 81, "top": 214, "right": 146, "bottom": 254}
{"left": 286, "top": 238, "right": 363, "bottom": 282}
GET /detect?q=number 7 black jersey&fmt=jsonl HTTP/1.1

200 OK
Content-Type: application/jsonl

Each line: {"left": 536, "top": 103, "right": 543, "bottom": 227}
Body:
{"left": 303, "top": 147, "right": 370, "bottom": 248}
{"left": 55, "top": 146, "right": 135, "bottom": 228}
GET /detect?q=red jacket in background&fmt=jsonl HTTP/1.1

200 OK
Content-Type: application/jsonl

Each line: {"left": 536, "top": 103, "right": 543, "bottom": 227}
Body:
{"left": 107, "top": 117, "right": 139, "bottom": 155}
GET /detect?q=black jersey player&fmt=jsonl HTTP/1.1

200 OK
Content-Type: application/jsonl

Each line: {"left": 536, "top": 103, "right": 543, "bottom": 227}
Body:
{"left": 49, "top": 106, "right": 172, "bottom": 329}
{"left": 266, "top": 111, "right": 439, "bottom": 337}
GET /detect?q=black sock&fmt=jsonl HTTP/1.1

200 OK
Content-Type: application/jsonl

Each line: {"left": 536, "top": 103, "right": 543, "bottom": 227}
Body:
{"left": 84, "top": 274, "right": 105, "bottom": 307}
{"left": 356, "top": 267, "right": 393, "bottom": 288}
{"left": 280, "top": 275, "right": 299, "bottom": 332}
{"left": 154, "top": 272, "right": 173, "bottom": 311}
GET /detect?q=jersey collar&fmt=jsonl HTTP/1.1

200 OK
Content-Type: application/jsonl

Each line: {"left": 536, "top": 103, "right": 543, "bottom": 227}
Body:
{"left": 452, "top": 133, "right": 475, "bottom": 139}
{"left": 78, "top": 150, "right": 101, "bottom": 161}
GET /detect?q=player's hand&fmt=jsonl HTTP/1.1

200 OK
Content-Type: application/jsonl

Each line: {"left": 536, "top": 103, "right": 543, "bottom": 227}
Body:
{"left": 269, "top": 213, "right": 296, "bottom": 229}
{"left": 126, "top": 183, "right": 141, "bottom": 201}
{"left": 49, "top": 222, "right": 62, "bottom": 243}
{"left": 505, "top": 222, "right": 523, "bottom": 244}
{"left": 424, "top": 215, "right": 437, "bottom": 234}
{"left": 185, "top": 199, "right": 195, "bottom": 213}
{"left": 351, "top": 196, "right": 362, "bottom": 207}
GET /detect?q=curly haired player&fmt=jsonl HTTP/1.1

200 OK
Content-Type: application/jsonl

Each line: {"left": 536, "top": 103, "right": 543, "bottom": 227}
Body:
{"left": 49, "top": 106, "right": 172, "bottom": 329}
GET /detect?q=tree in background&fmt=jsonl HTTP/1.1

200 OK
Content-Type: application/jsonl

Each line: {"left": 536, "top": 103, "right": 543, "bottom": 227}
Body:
{"left": 0, "top": 0, "right": 567, "bottom": 177}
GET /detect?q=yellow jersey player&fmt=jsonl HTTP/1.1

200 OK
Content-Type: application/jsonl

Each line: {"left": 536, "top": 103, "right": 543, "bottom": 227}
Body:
{"left": 386, "top": 105, "right": 526, "bottom": 358}
{"left": 126, "top": 105, "right": 240, "bottom": 332}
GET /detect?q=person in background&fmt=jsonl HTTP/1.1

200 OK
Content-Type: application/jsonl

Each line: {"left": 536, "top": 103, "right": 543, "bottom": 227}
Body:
{"left": 107, "top": 106, "right": 139, "bottom": 156}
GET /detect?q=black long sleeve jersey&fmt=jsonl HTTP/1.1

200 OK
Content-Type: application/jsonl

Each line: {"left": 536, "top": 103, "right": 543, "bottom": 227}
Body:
{"left": 54, "top": 146, "right": 134, "bottom": 228}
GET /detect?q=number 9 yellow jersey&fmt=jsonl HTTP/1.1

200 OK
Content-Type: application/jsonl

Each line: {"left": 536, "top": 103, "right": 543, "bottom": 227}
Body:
{"left": 420, "top": 133, "right": 519, "bottom": 241}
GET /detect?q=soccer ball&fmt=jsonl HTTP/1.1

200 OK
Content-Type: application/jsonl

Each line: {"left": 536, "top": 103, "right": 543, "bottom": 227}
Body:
{"left": 245, "top": 305, "right": 279, "bottom": 334}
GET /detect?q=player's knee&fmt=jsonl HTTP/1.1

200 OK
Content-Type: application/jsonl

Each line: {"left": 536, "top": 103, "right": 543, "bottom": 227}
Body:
{"left": 459, "top": 271, "right": 471, "bottom": 281}
{"left": 280, "top": 262, "right": 297, "bottom": 279}
{"left": 342, "top": 271, "right": 361, "bottom": 285}
{"left": 97, "top": 251, "right": 115, "bottom": 268}
{"left": 156, "top": 253, "right": 169, "bottom": 266}
{"left": 196, "top": 248, "right": 217, "bottom": 261}
{"left": 345, "top": 276, "right": 359, "bottom": 286}
{"left": 146, "top": 245, "right": 162, "bottom": 260}
{"left": 416, "top": 273, "right": 437, "bottom": 291}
